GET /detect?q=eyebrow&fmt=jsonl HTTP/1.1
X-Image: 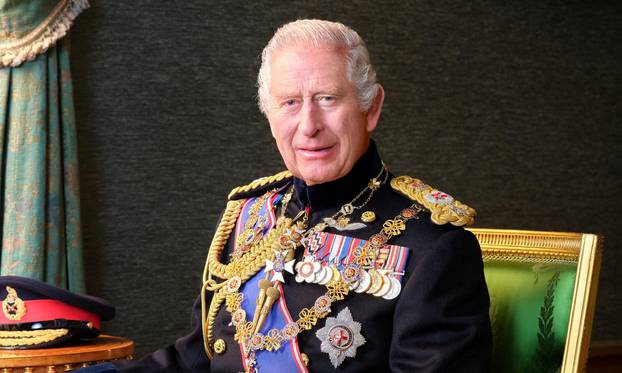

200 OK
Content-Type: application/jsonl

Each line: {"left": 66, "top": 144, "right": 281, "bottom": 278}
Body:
{"left": 272, "top": 87, "right": 346, "bottom": 100}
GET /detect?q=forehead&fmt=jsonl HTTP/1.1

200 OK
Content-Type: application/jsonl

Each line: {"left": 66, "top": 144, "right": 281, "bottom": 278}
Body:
{"left": 269, "top": 44, "right": 351, "bottom": 95}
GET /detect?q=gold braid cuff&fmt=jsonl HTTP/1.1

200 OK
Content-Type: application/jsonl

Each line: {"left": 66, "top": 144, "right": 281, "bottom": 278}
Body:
{"left": 227, "top": 171, "right": 292, "bottom": 200}
{"left": 390, "top": 175, "right": 476, "bottom": 226}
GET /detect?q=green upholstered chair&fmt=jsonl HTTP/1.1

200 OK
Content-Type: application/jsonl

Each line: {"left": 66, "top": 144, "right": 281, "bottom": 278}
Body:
{"left": 466, "top": 229, "right": 603, "bottom": 373}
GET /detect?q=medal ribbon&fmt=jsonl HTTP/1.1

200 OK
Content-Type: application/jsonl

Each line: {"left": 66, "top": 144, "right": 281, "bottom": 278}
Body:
{"left": 304, "top": 232, "right": 411, "bottom": 281}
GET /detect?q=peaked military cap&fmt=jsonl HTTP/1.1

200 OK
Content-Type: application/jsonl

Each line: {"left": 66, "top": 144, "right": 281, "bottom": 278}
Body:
{"left": 0, "top": 276, "right": 115, "bottom": 349}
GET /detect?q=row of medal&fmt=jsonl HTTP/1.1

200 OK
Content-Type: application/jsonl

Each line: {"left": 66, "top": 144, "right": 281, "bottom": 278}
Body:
{"left": 293, "top": 255, "right": 403, "bottom": 300}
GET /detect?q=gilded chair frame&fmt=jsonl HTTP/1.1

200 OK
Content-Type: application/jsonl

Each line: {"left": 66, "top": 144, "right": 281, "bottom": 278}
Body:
{"left": 466, "top": 228, "right": 603, "bottom": 373}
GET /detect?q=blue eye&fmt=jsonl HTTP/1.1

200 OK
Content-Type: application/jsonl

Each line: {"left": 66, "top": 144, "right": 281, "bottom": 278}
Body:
{"left": 317, "top": 95, "right": 337, "bottom": 106}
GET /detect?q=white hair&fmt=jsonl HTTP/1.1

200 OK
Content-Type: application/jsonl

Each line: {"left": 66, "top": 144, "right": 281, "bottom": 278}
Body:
{"left": 257, "top": 19, "right": 380, "bottom": 114}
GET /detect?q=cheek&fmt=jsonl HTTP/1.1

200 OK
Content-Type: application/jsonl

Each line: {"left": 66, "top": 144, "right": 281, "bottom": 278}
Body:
{"left": 271, "top": 127, "right": 296, "bottom": 158}
{"left": 276, "top": 128, "right": 295, "bottom": 148}
{"left": 271, "top": 117, "right": 292, "bottom": 137}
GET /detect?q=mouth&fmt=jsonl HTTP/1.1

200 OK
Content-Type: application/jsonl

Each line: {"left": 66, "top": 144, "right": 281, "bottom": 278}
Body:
{"left": 296, "top": 145, "right": 335, "bottom": 159}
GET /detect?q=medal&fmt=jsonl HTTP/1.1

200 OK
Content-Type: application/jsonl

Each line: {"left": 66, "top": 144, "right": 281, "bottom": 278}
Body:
{"left": 374, "top": 271, "right": 392, "bottom": 297}
{"left": 366, "top": 269, "right": 384, "bottom": 294}
{"left": 265, "top": 250, "right": 295, "bottom": 283}
{"left": 382, "top": 277, "right": 402, "bottom": 300}
{"left": 353, "top": 270, "right": 371, "bottom": 293}
{"left": 315, "top": 307, "right": 366, "bottom": 368}
{"left": 317, "top": 266, "right": 333, "bottom": 285}
{"left": 294, "top": 256, "right": 320, "bottom": 283}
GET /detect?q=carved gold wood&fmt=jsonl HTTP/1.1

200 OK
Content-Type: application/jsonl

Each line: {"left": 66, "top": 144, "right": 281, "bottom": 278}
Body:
{"left": 467, "top": 228, "right": 603, "bottom": 373}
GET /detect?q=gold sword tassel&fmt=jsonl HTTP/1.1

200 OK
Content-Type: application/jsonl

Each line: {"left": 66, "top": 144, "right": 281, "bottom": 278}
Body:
{"left": 253, "top": 286, "right": 280, "bottom": 335}
{"left": 252, "top": 275, "right": 272, "bottom": 328}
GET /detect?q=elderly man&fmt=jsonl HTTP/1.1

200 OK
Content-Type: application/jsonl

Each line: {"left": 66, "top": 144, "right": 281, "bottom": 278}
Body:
{"left": 88, "top": 19, "right": 491, "bottom": 372}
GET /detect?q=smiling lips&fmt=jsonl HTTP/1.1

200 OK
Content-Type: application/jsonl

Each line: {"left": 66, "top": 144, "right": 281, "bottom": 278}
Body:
{"left": 297, "top": 145, "right": 335, "bottom": 159}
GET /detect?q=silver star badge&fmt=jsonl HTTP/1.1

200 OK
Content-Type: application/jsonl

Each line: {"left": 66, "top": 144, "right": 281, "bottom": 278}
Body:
{"left": 265, "top": 250, "right": 295, "bottom": 283}
{"left": 315, "top": 307, "right": 366, "bottom": 368}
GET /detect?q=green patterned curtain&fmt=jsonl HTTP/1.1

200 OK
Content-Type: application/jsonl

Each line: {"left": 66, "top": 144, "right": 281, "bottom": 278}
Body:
{"left": 0, "top": 0, "right": 89, "bottom": 292}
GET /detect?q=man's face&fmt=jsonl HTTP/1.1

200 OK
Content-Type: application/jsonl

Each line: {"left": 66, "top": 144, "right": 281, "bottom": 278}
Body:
{"left": 265, "top": 44, "right": 382, "bottom": 185}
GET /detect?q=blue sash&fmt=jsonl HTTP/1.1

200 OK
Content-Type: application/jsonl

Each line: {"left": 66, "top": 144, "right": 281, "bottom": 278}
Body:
{"left": 234, "top": 191, "right": 307, "bottom": 373}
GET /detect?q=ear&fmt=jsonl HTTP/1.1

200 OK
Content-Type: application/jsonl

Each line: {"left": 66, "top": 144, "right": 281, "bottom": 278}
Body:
{"left": 364, "top": 85, "right": 385, "bottom": 133}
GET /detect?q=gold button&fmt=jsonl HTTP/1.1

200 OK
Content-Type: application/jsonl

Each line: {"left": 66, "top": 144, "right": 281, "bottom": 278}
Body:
{"left": 214, "top": 338, "right": 226, "bottom": 354}
{"left": 361, "top": 211, "right": 376, "bottom": 223}
{"left": 301, "top": 353, "right": 309, "bottom": 366}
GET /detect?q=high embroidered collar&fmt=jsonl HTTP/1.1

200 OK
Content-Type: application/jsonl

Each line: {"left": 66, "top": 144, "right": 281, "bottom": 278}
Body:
{"left": 292, "top": 140, "right": 384, "bottom": 212}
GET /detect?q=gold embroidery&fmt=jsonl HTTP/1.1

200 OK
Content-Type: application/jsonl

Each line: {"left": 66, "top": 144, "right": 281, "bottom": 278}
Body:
{"left": 2, "top": 286, "right": 26, "bottom": 321}
{"left": 390, "top": 176, "right": 476, "bottom": 226}
{"left": 0, "top": 328, "right": 68, "bottom": 347}
{"left": 228, "top": 171, "right": 292, "bottom": 200}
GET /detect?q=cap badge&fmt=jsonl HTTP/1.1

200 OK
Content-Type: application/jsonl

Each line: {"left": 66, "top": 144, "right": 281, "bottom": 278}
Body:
{"left": 315, "top": 307, "right": 366, "bottom": 368}
{"left": 2, "top": 286, "right": 26, "bottom": 321}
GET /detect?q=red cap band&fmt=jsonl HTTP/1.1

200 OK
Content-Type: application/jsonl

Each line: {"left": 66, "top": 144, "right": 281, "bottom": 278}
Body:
{"left": 0, "top": 299, "right": 101, "bottom": 329}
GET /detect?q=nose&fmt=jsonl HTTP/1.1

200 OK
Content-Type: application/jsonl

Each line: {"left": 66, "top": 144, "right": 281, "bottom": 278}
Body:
{"left": 298, "top": 100, "right": 321, "bottom": 137}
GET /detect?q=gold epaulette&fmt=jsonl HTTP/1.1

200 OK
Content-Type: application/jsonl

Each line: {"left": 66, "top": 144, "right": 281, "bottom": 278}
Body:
{"left": 390, "top": 176, "right": 476, "bottom": 226}
{"left": 227, "top": 170, "right": 293, "bottom": 200}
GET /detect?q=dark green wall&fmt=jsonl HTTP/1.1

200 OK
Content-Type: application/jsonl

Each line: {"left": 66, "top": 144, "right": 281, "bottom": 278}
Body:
{"left": 70, "top": 1, "right": 621, "bottom": 356}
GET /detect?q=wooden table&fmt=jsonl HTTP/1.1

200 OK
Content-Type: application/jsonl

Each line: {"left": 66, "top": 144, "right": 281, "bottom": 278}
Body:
{"left": 1, "top": 335, "right": 616, "bottom": 372}
{"left": 0, "top": 335, "right": 133, "bottom": 372}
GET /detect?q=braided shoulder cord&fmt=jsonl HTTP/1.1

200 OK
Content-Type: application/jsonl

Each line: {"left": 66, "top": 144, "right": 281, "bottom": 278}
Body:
{"left": 201, "top": 199, "right": 243, "bottom": 359}
{"left": 200, "top": 197, "right": 292, "bottom": 359}
{"left": 204, "top": 200, "right": 243, "bottom": 283}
